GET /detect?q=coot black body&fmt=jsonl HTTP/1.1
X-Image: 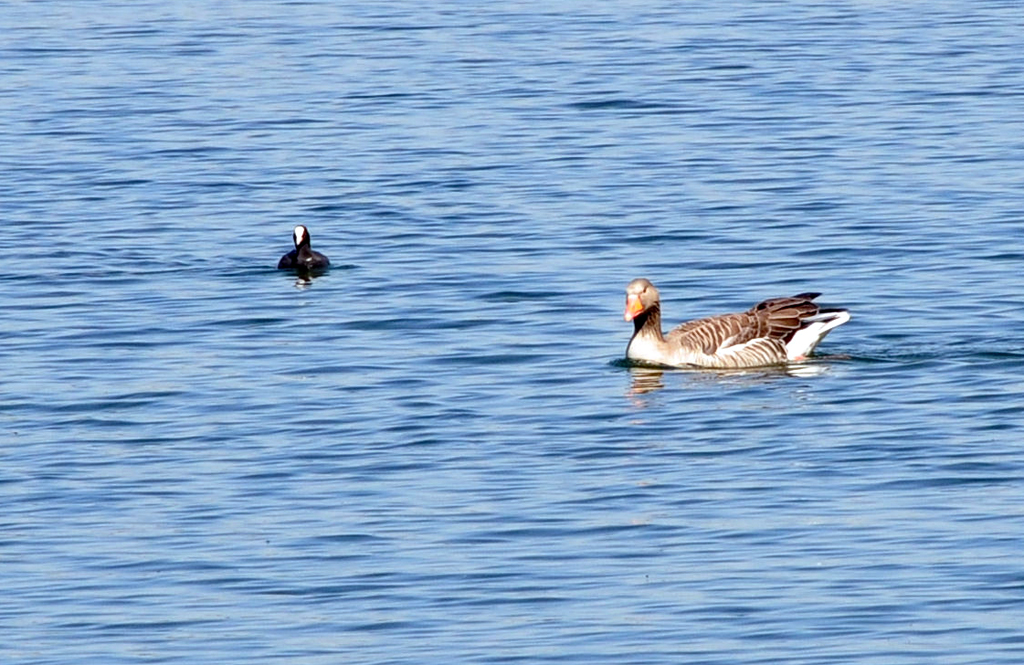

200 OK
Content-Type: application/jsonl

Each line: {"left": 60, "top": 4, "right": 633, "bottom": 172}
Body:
{"left": 278, "top": 225, "right": 330, "bottom": 273}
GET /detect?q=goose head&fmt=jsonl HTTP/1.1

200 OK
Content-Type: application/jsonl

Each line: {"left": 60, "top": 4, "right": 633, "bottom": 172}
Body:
{"left": 624, "top": 278, "right": 660, "bottom": 322}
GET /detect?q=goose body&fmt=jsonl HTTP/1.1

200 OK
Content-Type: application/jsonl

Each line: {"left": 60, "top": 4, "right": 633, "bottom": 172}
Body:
{"left": 278, "top": 225, "right": 330, "bottom": 272}
{"left": 624, "top": 278, "right": 850, "bottom": 369}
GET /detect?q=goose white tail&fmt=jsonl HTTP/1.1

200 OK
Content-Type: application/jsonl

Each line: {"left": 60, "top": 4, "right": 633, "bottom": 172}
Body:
{"left": 785, "top": 310, "right": 851, "bottom": 360}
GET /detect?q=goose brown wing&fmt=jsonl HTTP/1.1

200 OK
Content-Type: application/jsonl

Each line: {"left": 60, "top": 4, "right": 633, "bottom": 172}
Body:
{"left": 664, "top": 311, "right": 756, "bottom": 355}
{"left": 664, "top": 293, "right": 822, "bottom": 356}
{"left": 749, "top": 293, "right": 821, "bottom": 342}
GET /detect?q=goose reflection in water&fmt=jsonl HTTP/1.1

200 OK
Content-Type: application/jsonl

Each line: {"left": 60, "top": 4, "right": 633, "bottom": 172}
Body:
{"left": 627, "top": 366, "right": 666, "bottom": 399}
{"left": 626, "top": 361, "right": 833, "bottom": 401}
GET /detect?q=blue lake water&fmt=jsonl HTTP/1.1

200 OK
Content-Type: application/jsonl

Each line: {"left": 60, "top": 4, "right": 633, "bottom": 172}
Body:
{"left": 3, "top": 2, "right": 1024, "bottom": 663}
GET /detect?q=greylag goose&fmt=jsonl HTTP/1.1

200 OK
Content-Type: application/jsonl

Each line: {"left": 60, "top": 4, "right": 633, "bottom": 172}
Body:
{"left": 624, "top": 278, "right": 850, "bottom": 369}
{"left": 278, "top": 225, "right": 330, "bottom": 272}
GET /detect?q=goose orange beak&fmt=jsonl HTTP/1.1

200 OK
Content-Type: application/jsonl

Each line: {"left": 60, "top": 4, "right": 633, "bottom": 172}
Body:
{"left": 624, "top": 293, "right": 644, "bottom": 321}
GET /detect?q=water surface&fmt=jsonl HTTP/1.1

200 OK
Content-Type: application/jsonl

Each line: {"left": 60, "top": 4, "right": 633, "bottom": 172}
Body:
{"left": 3, "top": 2, "right": 1024, "bottom": 663}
